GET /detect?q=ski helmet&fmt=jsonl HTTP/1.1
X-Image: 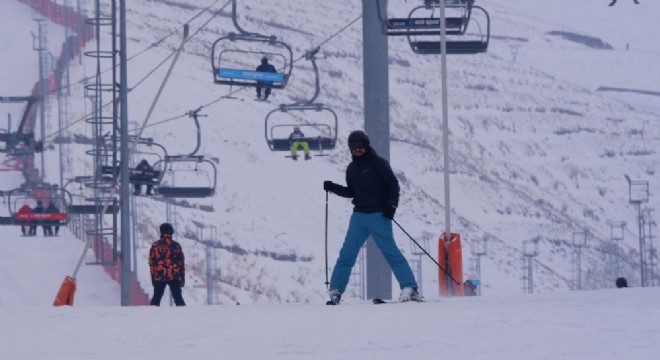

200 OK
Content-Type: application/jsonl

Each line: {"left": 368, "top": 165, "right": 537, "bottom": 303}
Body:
{"left": 348, "top": 130, "right": 370, "bottom": 149}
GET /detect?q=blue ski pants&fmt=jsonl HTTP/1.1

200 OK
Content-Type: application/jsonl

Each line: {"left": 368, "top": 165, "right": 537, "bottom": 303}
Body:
{"left": 329, "top": 212, "right": 418, "bottom": 293}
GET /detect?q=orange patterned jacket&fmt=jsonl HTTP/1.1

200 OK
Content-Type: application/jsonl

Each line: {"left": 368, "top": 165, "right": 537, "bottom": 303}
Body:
{"left": 148, "top": 234, "right": 185, "bottom": 285}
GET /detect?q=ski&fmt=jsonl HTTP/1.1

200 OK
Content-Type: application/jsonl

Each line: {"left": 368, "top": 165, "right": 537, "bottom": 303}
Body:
{"left": 326, "top": 300, "right": 339, "bottom": 305}
{"left": 372, "top": 298, "right": 425, "bottom": 304}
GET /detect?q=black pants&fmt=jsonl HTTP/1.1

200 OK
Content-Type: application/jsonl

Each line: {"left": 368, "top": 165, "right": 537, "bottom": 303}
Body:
{"left": 151, "top": 281, "right": 185, "bottom": 306}
{"left": 256, "top": 84, "right": 272, "bottom": 99}
{"left": 134, "top": 183, "right": 153, "bottom": 195}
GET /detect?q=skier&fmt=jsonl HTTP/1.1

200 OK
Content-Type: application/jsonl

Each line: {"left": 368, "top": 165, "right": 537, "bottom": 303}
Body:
{"left": 323, "top": 130, "right": 419, "bottom": 304}
{"left": 149, "top": 223, "right": 186, "bottom": 306}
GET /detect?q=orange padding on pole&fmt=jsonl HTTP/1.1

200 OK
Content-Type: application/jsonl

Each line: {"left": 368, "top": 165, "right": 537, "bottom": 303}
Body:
{"left": 53, "top": 276, "right": 77, "bottom": 306}
{"left": 438, "top": 232, "right": 464, "bottom": 297}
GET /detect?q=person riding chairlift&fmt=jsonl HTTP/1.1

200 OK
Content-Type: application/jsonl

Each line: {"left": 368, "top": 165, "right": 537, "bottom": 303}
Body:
{"left": 255, "top": 57, "right": 277, "bottom": 101}
{"left": 17, "top": 203, "right": 35, "bottom": 236}
{"left": 289, "top": 126, "right": 311, "bottom": 161}
{"left": 134, "top": 159, "right": 154, "bottom": 196}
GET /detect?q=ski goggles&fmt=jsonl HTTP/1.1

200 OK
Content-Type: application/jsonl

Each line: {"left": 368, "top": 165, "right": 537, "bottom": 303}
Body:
{"left": 348, "top": 140, "right": 366, "bottom": 151}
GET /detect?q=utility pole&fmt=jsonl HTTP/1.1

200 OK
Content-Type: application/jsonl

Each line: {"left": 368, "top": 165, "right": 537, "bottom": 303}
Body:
{"left": 119, "top": 0, "right": 132, "bottom": 306}
{"left": 608, "top": 221, "right": 626, "bottom": 287}
{"left": 644, "top": 208, "right": 656, "bottom": 286}
{"left": 470, "top": 237, "right": 487, "bottom": 295}
{"left": 32, "top": 17, "right": 48, "bottom": 180}
{"left": 362, "top": 0, "right": 391, "bottom": 300}
{"left": 522, "top": 239, "right": 539, "bottom": 294}
{"left": 625, "top": 175, "right": 649, "bottom": 287}
{"left": 571, "top": 231, "right": 587, "bottom": 290}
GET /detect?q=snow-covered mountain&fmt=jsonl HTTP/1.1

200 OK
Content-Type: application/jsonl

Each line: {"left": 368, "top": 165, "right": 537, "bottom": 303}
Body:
{"left": 2, "top": 0, "right": 659, "bottom": 304}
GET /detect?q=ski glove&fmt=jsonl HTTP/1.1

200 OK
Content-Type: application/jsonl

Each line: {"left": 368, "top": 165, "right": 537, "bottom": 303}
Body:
{"left": 323, "top": 180, "right": 340, "bottom": 194}
{"left": 382, "top": 204, "right": 397, "bottom": 220}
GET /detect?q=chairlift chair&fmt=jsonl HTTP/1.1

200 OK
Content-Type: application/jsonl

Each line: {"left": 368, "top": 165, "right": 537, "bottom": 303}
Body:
{"left": 210, "top": 0, "right": 293, "bottom": 90}
{"left": 407, "top": 3, "right": 490, "bottom": 55}
{"left": 0, "top": 96, "right": 44, "bottom": 156}
{"left": 8, "top": 186, "right": 71, "bottom": 226}
{"left": 377, "top": 0, "right": 489, "bottom": 55}
{"left": 64, "top": 177, "right": 119, "bottom": 215}
{"left": 153, "top": 155, "right": 217, "bottom": 198}
{"left": 0, "top": 190, "right": 13, "bottom": 225}
{"left": 265, "top": 105, "right": 338, "bottom": 156}
{"left": 263, "top": 47, "right": 338, "bottom": 157}
{"left": 212, "top": 36, "right": 293, "bottom": 89}
{"left": 379, "top": 0, "right": 473, "bottom": 37}
{"left": 99, "top": 136, "right": 167, "bottom": 189}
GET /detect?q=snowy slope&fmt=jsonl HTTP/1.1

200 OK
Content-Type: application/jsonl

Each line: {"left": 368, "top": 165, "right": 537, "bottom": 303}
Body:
{"left": 2, "top": 287, "right": 660, "bottom": 360}
{"left": 2, "top": 0, "right": 660, "bottom": 305}
{"left": 0, "top": 225, "right": 119, "bottom": 306}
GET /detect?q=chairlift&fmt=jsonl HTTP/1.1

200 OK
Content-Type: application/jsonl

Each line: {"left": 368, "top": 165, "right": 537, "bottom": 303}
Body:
{"left": 8, "top": 185, "right": 71, "bottom": 226}
{"left": 0, "top": 96, "right": 44, "bottom": 156}
{"left": 378, "top": 0, "right": 490, "bottom": 55}
{"left": 153, "top": 155, "right": 217, "bottom": 198}
{"left": 64, "top": 177, "right": 119, "bottom": 215}
{"left": 378, "top": 0, "right": 472, "bottom": 37}
{"left": 99, "top": 136, "right": 167, "bottom": 189}
{"left": 152, "top": 108, "right": 217, "bottom": 198}
{"left": 211, "top": 0, "right": 293, "bottom": 90}
{"left": 264, "top": 47, "right": 338, "bottom": 156}
{"left": 0, "top": 190, "right": 13, "bottom": 225}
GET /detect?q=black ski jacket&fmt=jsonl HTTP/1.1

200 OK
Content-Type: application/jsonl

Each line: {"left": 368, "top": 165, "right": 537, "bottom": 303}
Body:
{"left": 332, "top": 147, "right": 399, "bottom": 213}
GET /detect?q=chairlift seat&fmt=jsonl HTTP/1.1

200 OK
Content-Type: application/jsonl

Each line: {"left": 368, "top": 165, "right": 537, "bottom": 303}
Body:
{"left": 156, "top": 187, "right": 215, "bottom": 198}
{"left": 386, "top": 17, "right": 465, "bottom": 36}
{"left": 215, "top": 68, "right": 286, "bottom": 89}
{"left": 13, "top": 212, "right": 68, "bottom": 225}
{"left": 269, "top": 137, "right": 336, "bottom": 152}
{"left": 411, "top": 40, "right": 487, "bottom": 54}
{"left": 67, "top": 204, "right": 119, "bottom": 215}
{"left": 100, "top": 165, "right": 161, "bottom": 185}
{"left": 0, "top": 217, "right": 14, "bottom": 225}
{"left": 217, "top": 68, "right": 285, "bottom": 82}
{"left": 129, "top": 169, "right": 161, "bottom": 185}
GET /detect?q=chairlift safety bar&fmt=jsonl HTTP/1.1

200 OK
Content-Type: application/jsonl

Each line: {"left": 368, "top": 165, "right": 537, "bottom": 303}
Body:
{"left": 217, "top": 68, "right": 286, "bottom": 82}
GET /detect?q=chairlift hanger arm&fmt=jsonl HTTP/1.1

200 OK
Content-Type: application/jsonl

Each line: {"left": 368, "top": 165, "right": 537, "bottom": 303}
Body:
{"left": 231, "top": 0, "right": 273, "bottom": 39}
{"left": 0, "top": 96, "right": 41, "bottom": 135}
{"left": 187, "top": 107, "right": 208, "bottom": 156}
{"left": 288, "top": 47, "right": 322, "bottom": 107}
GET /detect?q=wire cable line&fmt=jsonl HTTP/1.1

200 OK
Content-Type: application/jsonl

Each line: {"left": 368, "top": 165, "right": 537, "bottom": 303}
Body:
{"left": 145, "top": 13, "right": 364, "bottom": 129}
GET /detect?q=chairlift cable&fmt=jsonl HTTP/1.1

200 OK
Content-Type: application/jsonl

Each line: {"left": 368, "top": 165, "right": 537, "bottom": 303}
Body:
{"left": 112, "top": 8, "right": 361, "bottom": 131}
{"left": 126, "top": 0, "right": 223, "bottom": 62}
{"left": 201, "top": 13, "right": 362, "bottom": 115}
{"left": 46, "top": 0, "right": 227, "bottom": 95}
{"left": 42, "top": 1, "right": 231, "bottom": 141}
{"left": 292, "top": 14, "right": 362, "bottom": 64}
{"left": 130, "top": 2, "right": 230, "bottom": 91}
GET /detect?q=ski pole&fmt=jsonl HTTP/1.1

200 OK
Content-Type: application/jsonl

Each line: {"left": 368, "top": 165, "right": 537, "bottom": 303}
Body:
{"left": 393, "top": 219, "right": 460, "bottom": 285}
{"left": 324, "top": 190, "right": 329, "bottom": 288}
